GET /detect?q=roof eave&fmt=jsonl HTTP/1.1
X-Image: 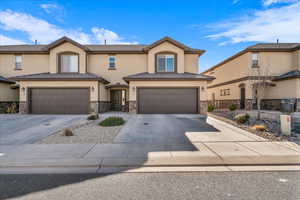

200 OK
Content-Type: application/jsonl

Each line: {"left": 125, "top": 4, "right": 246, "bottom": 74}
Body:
{"left": 123, "top": 77, "right": 214, "bottom": 82}
{"left": 11, "top": 77, "right": 110, "bottom": 84}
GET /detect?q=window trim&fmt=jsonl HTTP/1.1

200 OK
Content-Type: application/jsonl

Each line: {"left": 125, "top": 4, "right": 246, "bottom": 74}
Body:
{"left": 108, "top": 55, "right": 116, "bottom": 69}
{"left": 155, "top": 51, "right": 177, "bottom": 73}
{"left": 251, "top": 53, "right": 259, "bottom": 68}
{"left": 220, "top": 89, "right": 230, "bottom": 96}
{"left": 14, "top": 54, "right": 23, "bottom": 70}
{"left": 58, "top": 52, "right": 79, "bottom": 73}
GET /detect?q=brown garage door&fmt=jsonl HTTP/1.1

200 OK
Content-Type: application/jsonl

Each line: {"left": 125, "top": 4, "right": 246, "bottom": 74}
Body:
{"left": 137, "top": 88, "right": 198, "bottom": 114}
{"left": 29, "top": 88, "right": 90, "bottom": 114}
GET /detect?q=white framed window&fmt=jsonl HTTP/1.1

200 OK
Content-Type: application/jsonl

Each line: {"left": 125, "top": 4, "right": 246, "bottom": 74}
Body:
{"left": 156, "top": 54, "right": 175, "bottom": 72}
{"left": 220, "top": 89, "right": 230, "bottom": 96}
{"left": 252, "top": 53, "right": 259, "bottom": 67}
{"left": 59, "top": 54, "right": 79, "bottom": 73}
{"left": 15, "top": 55, "right": 22, "bottom": 70}
{"left": 109, "top": 56, "right": 116, "bottom": 68}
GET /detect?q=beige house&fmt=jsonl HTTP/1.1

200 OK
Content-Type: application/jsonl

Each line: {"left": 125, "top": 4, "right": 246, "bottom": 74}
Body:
{"left": 203, "top": 43, "right": 300, "bottom": 112}
{"left": 0, "top": 36, "right": 214, "bottom": 114}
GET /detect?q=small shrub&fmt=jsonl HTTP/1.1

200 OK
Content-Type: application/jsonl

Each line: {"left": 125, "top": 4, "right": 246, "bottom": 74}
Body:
{"left": 87, "top": 112, "right": 99, "bottom": 120}
{"left": 99, "top": 117, "right": 125, "bottom": 127}
{"left": 207, "top": 105, "right": 215, "bottom": 112}
{"left": 229, "top": 104, "right": 237, "bottom": 111}
{"left": 5, "top": 103, "right": 17, "bottom": 114}
{"left": 234, "top": 113, "right": 250, "bottom": 124}
{"left": 251, "top": 125, "right": 267, "bottom": 132}
{"left": 62, "top": 128, "right": 73, "bottom": 136}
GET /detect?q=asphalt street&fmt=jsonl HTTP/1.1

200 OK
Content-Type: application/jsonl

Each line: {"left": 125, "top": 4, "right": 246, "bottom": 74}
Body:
{"left": 0, "top": 171, "right": 299, "bottom": 200}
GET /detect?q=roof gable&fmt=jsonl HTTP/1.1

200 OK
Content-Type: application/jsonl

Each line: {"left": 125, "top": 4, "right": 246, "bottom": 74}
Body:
{"left": 42, "top": 36, "right": 89, "bottom": 51}
{"left": 143, "top": 36, "right": 192, "bottom": 51}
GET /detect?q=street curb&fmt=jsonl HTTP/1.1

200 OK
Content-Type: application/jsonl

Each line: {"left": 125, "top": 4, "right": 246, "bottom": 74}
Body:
{"left": 1, "top": 165, "right": 300, "bottom": 174}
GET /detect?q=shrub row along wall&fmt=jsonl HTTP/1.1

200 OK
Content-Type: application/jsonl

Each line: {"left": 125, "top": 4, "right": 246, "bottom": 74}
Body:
{"left": 0, "top": 102, "right": 19, "bottom": 113}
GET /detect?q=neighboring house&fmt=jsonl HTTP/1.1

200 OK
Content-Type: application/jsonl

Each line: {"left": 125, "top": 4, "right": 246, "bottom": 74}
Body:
{"left": 0, "top": 36, "right": 214, "bottom": 114}
{"left": 202, "top": 43, "right": 300, "bottom": 112}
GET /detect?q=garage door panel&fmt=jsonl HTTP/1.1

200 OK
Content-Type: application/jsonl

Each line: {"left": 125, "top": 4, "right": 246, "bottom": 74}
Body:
{"left": 138, "top": 88, "right": 198, "bottom": 114}
{"left": 30, "top": 88, "right": 89, "bottom": 114}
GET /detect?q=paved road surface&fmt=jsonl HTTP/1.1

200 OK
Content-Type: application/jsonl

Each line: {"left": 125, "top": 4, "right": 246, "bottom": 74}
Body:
{"left": 0, "top": 171, "right": 299, "bottom": 200}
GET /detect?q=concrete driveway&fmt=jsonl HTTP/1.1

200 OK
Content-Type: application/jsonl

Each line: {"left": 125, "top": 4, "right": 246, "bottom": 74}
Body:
{"left": 114, "top": 114, "right": 218, "bottom": 145}
{"left": 114, "top": 114, "right": 265, "bottom": 146}
{"left": 0, "top": 115, "right": 86, "bottom": 145}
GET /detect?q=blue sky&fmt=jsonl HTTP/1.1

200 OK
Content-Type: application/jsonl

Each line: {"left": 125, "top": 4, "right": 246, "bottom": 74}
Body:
{"left": 0, "top": 0, "right": 299, "bottom": 72}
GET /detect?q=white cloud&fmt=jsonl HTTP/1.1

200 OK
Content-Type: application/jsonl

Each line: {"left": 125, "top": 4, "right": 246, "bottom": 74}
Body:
{"left": 40, "top": 3, "right": 59, "bottom": 13}
{"left": 0, "top": 35, "right": 25, "bottom": 45}
{"left": 91, "top": 27, "right": 137, "bottom": 44}
{"left": 0, "top": 10, "right": 136, "bottom": 44}
{"left": 262, "top": 0, "right": 298, "bottom": 6}
{"left": 207, "top": 1, "right": 300, "bottom": 44}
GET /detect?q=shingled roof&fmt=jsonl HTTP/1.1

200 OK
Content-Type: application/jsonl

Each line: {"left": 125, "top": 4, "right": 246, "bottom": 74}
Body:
{"left": 273, "top": 70, "right": 300, "bottom": 81}
{"left": 0, "top": 36, "right": 204, "bottom": 54}
{"left": 123, "top": 72, "right": 215, "bottom": 82}
{"left": 11, "top": 73, "right": 109, "bottom": 84}
{"left": 0, "top": 76, "right": 15, "bottom": 84}
{"left": 247, "top": 43, "right": 300, "bottom": 51}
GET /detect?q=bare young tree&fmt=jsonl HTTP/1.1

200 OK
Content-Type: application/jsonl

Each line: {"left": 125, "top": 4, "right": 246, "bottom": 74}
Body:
{"left": 249, "top": 64, "right": 271, "bottom": 120}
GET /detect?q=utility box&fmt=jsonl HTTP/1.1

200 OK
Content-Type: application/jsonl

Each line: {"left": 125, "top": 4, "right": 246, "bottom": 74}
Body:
{"left": 280, "top": 114, "right": 291, "bottom": 135}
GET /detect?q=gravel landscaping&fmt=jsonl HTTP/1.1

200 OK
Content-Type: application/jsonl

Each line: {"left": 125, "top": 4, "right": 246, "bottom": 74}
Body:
{"left": 209, "top": 111, "right": 300, "bottom": 143}
{"left": 36, "top": 113, "right": 131, "bottom": 144}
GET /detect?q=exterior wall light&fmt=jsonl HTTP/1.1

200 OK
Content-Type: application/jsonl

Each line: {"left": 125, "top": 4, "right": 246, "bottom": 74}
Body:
{"left": 201, "top": 86, "right": 205, "bottom": 91}
{"left": 91, "top": 86, "right": 95, "bottom": 92}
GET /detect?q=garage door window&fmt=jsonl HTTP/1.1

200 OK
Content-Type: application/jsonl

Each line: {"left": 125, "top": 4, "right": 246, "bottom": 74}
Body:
{"left": 59, "top": 53, "right": 79, "bottom": 73}
{"left": 156, "top": 54, "right": 175, "bottom": 72}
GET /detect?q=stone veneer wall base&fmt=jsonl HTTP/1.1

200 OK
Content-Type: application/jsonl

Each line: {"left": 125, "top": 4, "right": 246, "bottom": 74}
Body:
{"left": 90, "top": 101, "right": 99, "bottom": 113}
{"left": 129, "top": 101, "right": 137, "bottom": 113}
{"left": 19, "top": 101, "right": 28, "bottom": 114}
{"left": 99, "top": 101, "right": 111, "bottom": 113}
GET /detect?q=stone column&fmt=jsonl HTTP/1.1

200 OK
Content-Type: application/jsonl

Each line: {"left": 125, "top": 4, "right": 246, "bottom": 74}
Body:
{"left": 199, "top": 101, "right": 207, "bottom": 115}
{"left": 297, "top": 99, "right": 300, "bottom": 112}
{"left": 19, "top": 101, "right": 28, "bottom": 114}
{"left": 129, "top": 101, "right": 137, "bottom": 113}
{"left": 245, "top": 99, "right": 253, "bottom": 110}
{"left": 90, "top": 101, "right": 99, "bottom": 113}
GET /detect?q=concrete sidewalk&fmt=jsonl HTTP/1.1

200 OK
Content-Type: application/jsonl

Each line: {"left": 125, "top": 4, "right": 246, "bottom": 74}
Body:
{"left": 1, "top": 115, "right": 300, "bottom": 173}
{"left": 1, "top": 141, "right": 300, "bottom": 169}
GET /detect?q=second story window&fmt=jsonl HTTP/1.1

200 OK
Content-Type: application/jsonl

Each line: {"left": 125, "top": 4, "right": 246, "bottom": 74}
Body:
{"left": 59, "top": 53, "right": 79, "bottom": 73}
{"left": 109, "top": 56, "right": 116, "bottom": 69}
{"left": 156, "top": 54, "right": 175, "bottom": 72}
{"left": 251, "top": 53, "right": 259, "bottom": 67}
{"left": 15, "top": 55, "right": 22, "bottom": 70}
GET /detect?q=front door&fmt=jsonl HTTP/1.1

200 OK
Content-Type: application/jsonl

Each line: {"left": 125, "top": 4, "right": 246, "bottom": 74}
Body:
{"left": 110, "top": 89, "right": 126, "bottom": 111}
{"left": 240, "top": 87, "right": 246, "bottom": 109}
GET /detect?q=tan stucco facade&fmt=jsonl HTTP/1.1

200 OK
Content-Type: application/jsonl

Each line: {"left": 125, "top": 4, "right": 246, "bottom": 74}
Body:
{"left": 148, "top": 42, "right": 185, "bottom": 73}
{"left": 0, "top": 54, "right": 49, "bottom": 77}
{"left": 0, "top": 37, "right": 208, "bottom": 114}
{"left": 49, "top": 42, "right": 87, "bottom": 73}
{"left": 0, "top": 83, "right": 18, "bottom": 101}
{"left": 88, "top": 54, "right": 147, "bottom": 85}
{"left": 204, "top": 48, "right": 300, "bottom": 111}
